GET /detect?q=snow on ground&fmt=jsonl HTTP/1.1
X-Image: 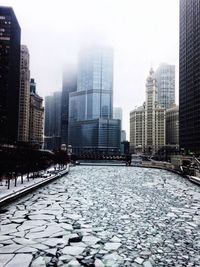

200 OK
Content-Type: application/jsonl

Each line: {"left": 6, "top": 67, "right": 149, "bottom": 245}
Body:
{"left": 0, "top": 166, "right": 57, "bottom": 200}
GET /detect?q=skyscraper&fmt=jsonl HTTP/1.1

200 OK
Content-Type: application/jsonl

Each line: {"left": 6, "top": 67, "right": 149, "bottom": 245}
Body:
{"left": 73, "top": 47, "right": 113, "bottom": 120}
{"left": 166, "top": 105, "right": 179, "bottom": 146}
{"left": 29, "top": 79, "right": 44, "bottom": 148}
{"left": 45, "top": 91, "right": 62, "bottom": 150}
{"left": 113, "top": 107, "right": 122, "bottom": 122}
{"left": 130, "top": 69, "right": 165, "bottom": 154}
{"left": 114, "top": 107, "right": 126, "bottom": 142}
{"left": 61, "top": 67, "right": 77, "bottom": 145}
{"left": 68, "top": 47, "right": 120, "bottom": 154}
{"left": 155, "top": 63, "right": 175, "bottom": 109}
{"left": 121, "top": 130, "right": 127, "bottom": 142}
{"left": 45, "top": 95, "right": 54, "bottom": 137}
{"left": 180, "top": 0, "right": 200, "bottom": 154}
{"left": 45, "top": 92, "right": 61, "bottom": 137}
{"left": 18, "top": 45, "right": 30, "bottom": 142}
{"left": 0, "top": 7, "right": 21, "bottom": 144}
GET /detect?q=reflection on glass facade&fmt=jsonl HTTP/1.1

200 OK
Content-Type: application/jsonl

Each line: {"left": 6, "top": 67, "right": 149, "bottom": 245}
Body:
{"left": 69, "top": 89, "right": 113, "bottom": 121}
{"left": 74, "top": 47, "right": 113, "bottom": 120}
{"left": 180, "top": 0, "right": 200, "bottom": 154}
{"left": 69, "top": 119, "right": 120, "bottom": 154}
{"left": 98, "top": 119, "right": 120, "bottom": 149}
{"left": 61, "top": 68, "right": 77, "bottom": 145}
{"left": 68, "top": 47, "right": 120, "bottom": 154}
{"left": 0, "top": 7, "right": 21, "bottom": 144}
{"left": 155, "top": 63, "right": 175, "bottom": 109}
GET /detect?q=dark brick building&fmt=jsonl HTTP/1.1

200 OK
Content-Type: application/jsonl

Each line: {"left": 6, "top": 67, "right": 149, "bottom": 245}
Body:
{"left": 0, "top": 7, "right": 21, "bottom": 144}
{"left": 179, "top": 0, "right": 200, "bottom": 154}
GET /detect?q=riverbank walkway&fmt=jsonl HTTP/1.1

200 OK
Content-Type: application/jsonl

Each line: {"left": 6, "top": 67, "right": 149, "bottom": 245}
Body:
{"left": 0, "top": 166, "right": 69, "bottom": 208}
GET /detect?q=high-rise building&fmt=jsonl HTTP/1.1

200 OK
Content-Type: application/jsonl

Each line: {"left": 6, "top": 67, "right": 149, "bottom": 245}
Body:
{"left": 113, "top": 107, "right": 122, "bottom": 122}
{"left": 44, "top": 91, "right": 62, "bottom": 150}
{"left": 130, "top": 69, "right": 165, "bottom": 154}
{"left": 69, "top": 47, "right": 120, "bottom": 154}
{"left": 61, "top": 67, "right": 77, "bottom": 145}
{"left": 130, "top": 106, "right": 145, "bottom": 153}
{"left": 180, "top": 0, "right": 200, "bottom": 154}
{"left": 29, "top": 78, "right": 44, "bottom": 148}
{"left": 0, "top": 7, "right": 21, "bottom": 144}
{"left": 18, "top": 45, "right": 30, "bottom": 142}
{"left": 69, "top": 118, "right": 120, "bottom": 155}
{"left": 155, "top": 63, "right": 175, "bottom": 109}
{"left": 113, "top": 107, "right": 128, "bottom": 142}
{"left": 166, "top": 104, "right": 179, "bottom": 146}
{"left": 121, "top": 130, "right": 127, "bottom": 142}
{"left": 72, "top": 47, "right": 113, "bottom": 120}
{"left": 45, "top": 92, "right": 61, "bottom": 137}
{"left": 53, "top": 92, "right": 62, "bottom": 137}
{"left": 45, "top": 95, "right": 54, "bottom": 137}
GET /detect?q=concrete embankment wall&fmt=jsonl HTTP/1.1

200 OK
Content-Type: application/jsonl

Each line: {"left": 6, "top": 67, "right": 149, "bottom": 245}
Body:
{"left": 141, "top": 160, "right": 184, "bottom": 177}
{"left": 0, "top": 166, "right": 69, "bottom": 208}
{"left": 142, "top": 161, "right": 172, "bottom": 169}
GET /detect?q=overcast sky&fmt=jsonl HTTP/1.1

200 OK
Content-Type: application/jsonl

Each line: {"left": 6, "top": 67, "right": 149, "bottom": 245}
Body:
{"left": 1, "top": 0, "right": 179, "bottom": 138}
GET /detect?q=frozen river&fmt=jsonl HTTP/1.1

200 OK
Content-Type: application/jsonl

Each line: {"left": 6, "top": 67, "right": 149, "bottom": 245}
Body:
{"left": 0, "top": 166, "right": 200, "bottom": 267}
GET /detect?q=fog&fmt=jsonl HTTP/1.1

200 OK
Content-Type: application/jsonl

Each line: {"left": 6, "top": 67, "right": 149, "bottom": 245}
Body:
{"left": 0, "top": 0, "right": 179, "bottom": 137}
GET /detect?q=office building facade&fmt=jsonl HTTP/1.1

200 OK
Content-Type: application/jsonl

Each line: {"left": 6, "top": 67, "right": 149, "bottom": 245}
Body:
{"left": 0, "top": 7, "right": 21, "bottom": 144}
{"left": 166, "top": 104, "right": 179, "bottom": 146}
{"left": 18, "top": 45, "right": 30, "bottom": 142}
{"left": 113, "top": 107, "right": 122, "bottom": 122}
{"left": 155, "top": 63, "right": 175, "bottom": 109}
{"left": 45, "top": 91, "right": 62, "bottom": 150}
{"left": 69, "top": 118, "right": 120, "bottom": 155}
{"left": 113, "top": 107, "right": 124, "bottom": 141}
{"left": 61, "top": 68, "right": 77, "bottom": 145}
{"left": 29, "top": 79, "right": 44, "bottom": 148}
{"left": 74, "top": 47, "right": 113, "bottom": 120}
{"left": 121, "top": 130, "right": 126, "bottom": 142}
{"left": 69, "top": 47, "right": 120, "bottom": 154}
{"left": 130, "top": 106, "right": 145, "bottom": 153}
{"left": 180, "top": 0, "right": 200, "bottom": 154}
{"left": 130, "top": 69, "right": 165, "bottom": 154}
{"left": 45, "top": 95, "right": 54, "bottom": 137}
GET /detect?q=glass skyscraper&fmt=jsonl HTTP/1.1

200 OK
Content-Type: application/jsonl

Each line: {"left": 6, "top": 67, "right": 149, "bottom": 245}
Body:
{"left": 44, "top": 92, "right": 62, "bottom": 150}
{"left": 68, "top": 47, "right": 120, "bottom": 154}
{"left": 0, "top": 7, "right": 21, "bottom": 144}
{"left": 61, "top": 67, "right": 77, "bottom": 145}
{"left": 69, "top": 118, "right": 120, "bottom": 154}
{"left": 155, "top": 63, "right": 175, "bottom": 109}
{"left": 179, "top": 0, "right": 200, "bottom": 154}
{"left": 70, "top": 47, "right": 113, "bottom": 121}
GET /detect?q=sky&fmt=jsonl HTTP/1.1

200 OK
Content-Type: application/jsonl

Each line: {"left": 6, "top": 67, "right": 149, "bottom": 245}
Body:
{"left": 0, "top": 0, "right": 179, "bottom": 139}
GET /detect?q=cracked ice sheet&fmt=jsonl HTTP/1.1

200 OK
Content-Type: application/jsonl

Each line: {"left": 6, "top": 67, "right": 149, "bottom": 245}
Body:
{"left": 1, "top": 166, "right": 200, "bottom": 267}
{"left": 0, "top": 254, "right": 14, "bottom": 266}
{"left": 4, "top": 254, "right": 33, "bottom": 267}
